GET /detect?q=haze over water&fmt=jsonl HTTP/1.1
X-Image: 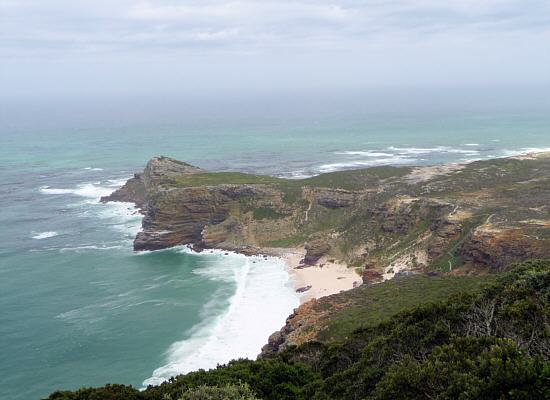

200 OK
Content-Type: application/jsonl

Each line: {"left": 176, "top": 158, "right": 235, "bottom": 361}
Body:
{"left": 1, "top": 86, "right": 550, "bottom": 399}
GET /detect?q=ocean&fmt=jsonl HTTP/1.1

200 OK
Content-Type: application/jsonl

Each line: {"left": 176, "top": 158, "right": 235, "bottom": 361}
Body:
{"left": 1, "top": 86, "right": 550, "bottom": 399}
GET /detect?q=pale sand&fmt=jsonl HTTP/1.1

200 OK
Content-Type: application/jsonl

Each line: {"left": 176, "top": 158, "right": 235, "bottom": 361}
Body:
{"left": 264, "top": 248, "right": 362, "bottom": 304}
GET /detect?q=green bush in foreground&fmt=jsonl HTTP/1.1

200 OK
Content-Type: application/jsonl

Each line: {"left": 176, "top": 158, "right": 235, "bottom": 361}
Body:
{"left": 176, "top": 382, "right": 259, "bottom": 400}
{"left": 48, "top": 384, "right": 142, "bottom": 400}
{"left": 371, "top": 337, "right": 548, "bottom": 400}
{"left": 45, "top": 260, "right": 550, "bottom": 400}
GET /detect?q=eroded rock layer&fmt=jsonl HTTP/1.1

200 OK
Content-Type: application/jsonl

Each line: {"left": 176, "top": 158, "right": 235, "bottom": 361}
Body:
{"left": 104, "top": 154, "right": 550, "bottom": 278}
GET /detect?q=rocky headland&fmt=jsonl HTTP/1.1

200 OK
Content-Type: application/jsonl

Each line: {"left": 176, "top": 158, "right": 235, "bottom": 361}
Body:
{"left": 102, "top": 153, "right": 550, "bottom": 355}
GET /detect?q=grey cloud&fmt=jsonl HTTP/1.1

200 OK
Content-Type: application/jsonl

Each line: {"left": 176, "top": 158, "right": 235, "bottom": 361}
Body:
{"left": 1, "top": 0, "right": 549, "bottom": 95}
{"left": 2, "top": 0, "right": 549, "bottom": 54}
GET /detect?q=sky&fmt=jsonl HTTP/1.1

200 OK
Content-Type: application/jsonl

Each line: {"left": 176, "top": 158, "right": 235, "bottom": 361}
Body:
{"left": 1, "top": 0, "right": 550, "bottom": 96}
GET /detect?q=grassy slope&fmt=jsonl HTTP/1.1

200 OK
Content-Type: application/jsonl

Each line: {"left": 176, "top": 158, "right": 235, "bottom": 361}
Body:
{"left": 172, "top": 166, "right": 411, "bottom": 191}
{"left": 165, "top": 155, "right": 550, "bottom": 271}
{"left": 46, "top": 260, "right": 550, "bottom": 400}
{"left": 316, "top": 274, "right": 496, "bottom": 343}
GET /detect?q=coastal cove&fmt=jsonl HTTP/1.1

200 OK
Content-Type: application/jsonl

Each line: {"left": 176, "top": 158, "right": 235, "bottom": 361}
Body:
{"left": 139, "top": 245, "right": 361, "bottom": 385}
{"left": 101, "top": 149, "right": 550, "bottom": 361}
{"left": 4, "top": 0, "right": 550, "bottom": 394}
{"left": 2, "top": 92, "right": 550, "bottom": 399}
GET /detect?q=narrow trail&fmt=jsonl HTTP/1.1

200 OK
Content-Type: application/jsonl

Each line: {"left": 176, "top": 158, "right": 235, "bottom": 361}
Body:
{"left": 446, "top": 213, "right": 494, "bottom": 271}
{"left": 304, "top": 200, "right": 313, "bottom": 223}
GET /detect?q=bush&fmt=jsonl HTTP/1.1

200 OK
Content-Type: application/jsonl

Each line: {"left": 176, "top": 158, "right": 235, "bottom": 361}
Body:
{"left": 372, "top": 337, "right": 549, "bottom": 400}
{"left": 46, "top": 260, "right": 550, "bottom": 400}
{"left": 47, "top": 384, "right": 142, "bottom": 400}
{"left": 176, "top": 382, "right": 259, "bottom": 400}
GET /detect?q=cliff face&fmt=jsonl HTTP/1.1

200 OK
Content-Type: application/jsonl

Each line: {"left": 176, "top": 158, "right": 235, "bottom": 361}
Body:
{"left": 103, "top": 154, "right": 550, "bottom": 356}
{"left": 103, "top": 154, "right": 550, "bottom": 279}
{"left": 459, "top": 224, "right": 550, "bottom": 272}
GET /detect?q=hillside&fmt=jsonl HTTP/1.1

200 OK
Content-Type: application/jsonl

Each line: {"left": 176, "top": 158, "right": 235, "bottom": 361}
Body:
{"left": 47, "top": 259, "right": 550, "bottom": 399}
{"left": 102, "top": 154, "right": 550, "bottom": 280}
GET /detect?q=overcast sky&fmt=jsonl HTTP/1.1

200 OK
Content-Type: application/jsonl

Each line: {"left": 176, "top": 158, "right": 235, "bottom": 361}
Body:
{"left": 1, "top": 0, "right": 549, "bottom": 96}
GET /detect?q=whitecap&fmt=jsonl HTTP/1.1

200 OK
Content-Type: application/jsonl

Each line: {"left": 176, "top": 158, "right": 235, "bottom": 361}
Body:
{"left": 318, "top": 156, "right": 417, "bottom": 173}
{"left": 500, "top": 147, "right": 550, "bottom": 158}
{"left": 284, "top": 170, "right": 314, "bottom": 180}
{"left": 40, "top": 183, "right": 112, "bottom": 200}
{"left": 143, "top": 252, "right": 299, "bottom": 387}
{"left": 95, "top": 201, "right": 142, "bottom": 237}
{"left": 521, "top": 147, "right": 550, "bottom": 154}
{"left": 336, "top": 151, "right": 394, "bottom": 157}
{"left": 84, "top": 167, "right": 104, "bottom": 171}
{"left": 58, "top": 245, "right": 123, "bottom": 253}
{"left": 40, "top": 186, "right": 74, "bottom": 195}
{"left": 107, "top": 178, "right": 130, "bottom": 187}
{"left": 32, "top": 231, "right": 59, "bottom": 240}
{"left": 387, "top": 146, "right": 480, "bottom": 156}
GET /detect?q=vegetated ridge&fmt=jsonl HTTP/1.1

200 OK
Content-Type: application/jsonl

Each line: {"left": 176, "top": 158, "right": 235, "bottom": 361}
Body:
{"left": 45, "top": 154, "right": 550, "bottom": 399}
{"left": 48, "top": 259, "right": 550, "bottom": 399}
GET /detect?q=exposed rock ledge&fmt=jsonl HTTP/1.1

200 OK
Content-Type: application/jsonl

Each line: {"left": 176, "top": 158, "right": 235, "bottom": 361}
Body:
{"left": 102, "top": 154, "right": 550, "bottom": 356}
{"left": 103, "top": 154, "right": 550, "bottom": 274}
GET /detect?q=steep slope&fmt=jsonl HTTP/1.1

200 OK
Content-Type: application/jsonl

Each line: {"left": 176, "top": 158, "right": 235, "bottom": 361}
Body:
{"left": 47, "top": 260, "right": 550, "bottom": 400}
{"left": 103, "top": 154, "right": 550, "bottom": 277}
{"left": 260, "top": 274, "right": 495, "bottom": 355}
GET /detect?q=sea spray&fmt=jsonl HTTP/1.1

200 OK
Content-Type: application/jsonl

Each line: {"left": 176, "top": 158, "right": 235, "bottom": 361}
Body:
{"left": 31, "top": 231, "right": 59, "bottom": 239}
{"left": 143, "top": 250, "right": 299, "bottom": 387}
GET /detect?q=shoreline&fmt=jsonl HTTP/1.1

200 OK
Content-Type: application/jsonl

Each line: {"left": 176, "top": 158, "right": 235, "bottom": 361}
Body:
{"left": 261, "top": 247, "right": 362, "bottom": 304}
{"left": 144, "top": 244, "right": 362, "bottom": 305}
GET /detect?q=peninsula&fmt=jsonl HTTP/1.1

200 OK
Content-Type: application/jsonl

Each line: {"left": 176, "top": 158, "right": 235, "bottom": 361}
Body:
{"left": 103, "top": 153, "right": 550, "bottom": 282}
{"left": 50, "top": 153, "right": 550, "bottom": 400}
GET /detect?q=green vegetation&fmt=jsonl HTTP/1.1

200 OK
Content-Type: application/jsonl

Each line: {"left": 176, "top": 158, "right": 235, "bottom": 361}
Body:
{"left": 174, "top": 172, "right": 285, "bottom": 188}
{"left": 252, "top": 208, "right": 287, "bottom": 220}
{"left": 176, "top": 382, "right": 259, "bottom": 400}
{"left": 265, "top": 235, "right": 307, "bottom": 248}
{"left": 46, "top": 260, "right": 550, "bottom": 400}
{"left": 429, "top": 214, "right": 487, "bottom": 272}
{"left": 170, "top": 165, "right": 412, "bottom": 192}
{"left": 315, "top": 274, "right": 496, "bottom": 343}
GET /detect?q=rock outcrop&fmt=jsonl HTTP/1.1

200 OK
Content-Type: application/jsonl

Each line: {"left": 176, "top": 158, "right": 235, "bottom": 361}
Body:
{"left": 103, "top": 154, "right": 550, "bottom": 279}
{"left": 103, "top": 154, "right": 550, "bottom": 358}
{"left": 459, "top": 225, "right": 550, "bottom": 272}
{"left": 309, "top": 187, "right": 359, "bottom": 209}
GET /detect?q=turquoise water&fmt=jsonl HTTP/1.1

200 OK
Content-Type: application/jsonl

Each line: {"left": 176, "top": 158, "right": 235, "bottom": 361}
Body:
{"left": 1, "top": 87, "right": 550, "bottom": 399}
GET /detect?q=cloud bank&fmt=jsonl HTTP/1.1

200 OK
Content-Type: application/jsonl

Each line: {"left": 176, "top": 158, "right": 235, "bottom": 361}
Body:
{"left": 1, "top": 0, "right": 549, "bottom": 95}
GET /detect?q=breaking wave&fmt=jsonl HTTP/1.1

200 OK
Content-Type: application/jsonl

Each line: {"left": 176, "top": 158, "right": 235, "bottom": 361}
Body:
{"left": 143, "top": 250, "right": 299, "bottom": 387}
{"left": 316, "top": 145, "right": 550, "bottom": 175}
{"left": 31, "top": 231, "right": 59, "bottom": 240}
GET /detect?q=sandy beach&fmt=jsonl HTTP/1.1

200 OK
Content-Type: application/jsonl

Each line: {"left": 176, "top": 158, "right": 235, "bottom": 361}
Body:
{"left": 264, "top": 248, "right": 362, "bottom": 303}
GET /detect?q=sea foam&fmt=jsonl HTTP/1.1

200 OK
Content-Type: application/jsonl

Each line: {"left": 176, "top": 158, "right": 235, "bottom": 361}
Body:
{"left": 40, "top": 175, "right": 142, "bottom": 238}
{"left": 32, "top": 231, "right": 59, "bottom": 240}
{"left": 142, "top": 250, "right": 299, "bottom": 387}
{"left": 319, "top": 156, "right": 417, "bottom": 173}
{"left": 40, "top": 183, "right": 112, "bottom": 200}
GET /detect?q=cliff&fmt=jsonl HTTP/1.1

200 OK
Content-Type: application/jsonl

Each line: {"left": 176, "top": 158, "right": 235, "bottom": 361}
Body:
{"left": 103, "top": 153, "right": 550, "bottom": 278}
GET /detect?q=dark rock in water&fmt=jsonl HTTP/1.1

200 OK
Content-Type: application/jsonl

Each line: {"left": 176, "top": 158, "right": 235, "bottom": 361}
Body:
{"left": 191, "top": 244, "right": 204, "bottom": 253}
{"left": 296, "top": 285, "right": 312, "bottom": 293}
